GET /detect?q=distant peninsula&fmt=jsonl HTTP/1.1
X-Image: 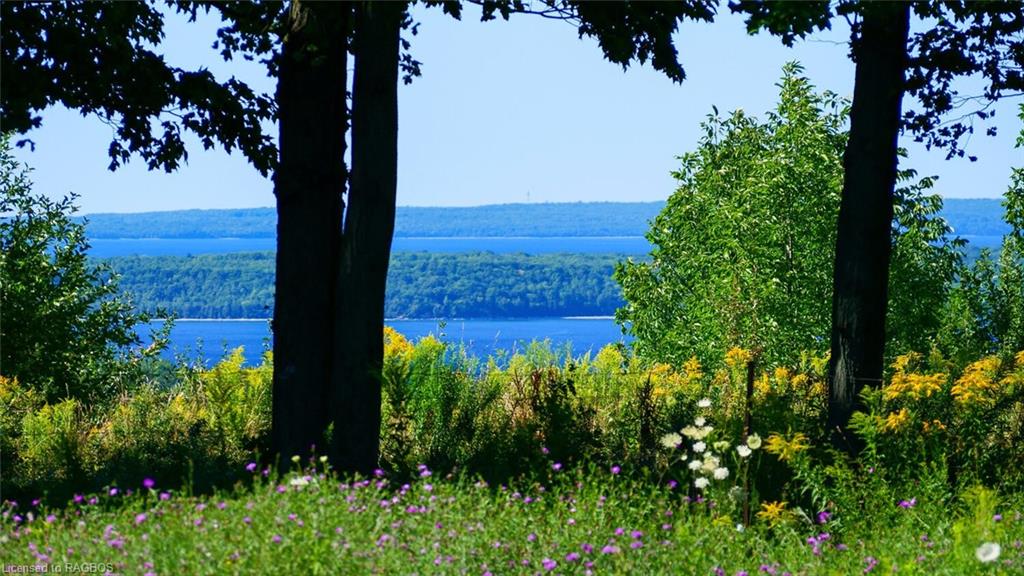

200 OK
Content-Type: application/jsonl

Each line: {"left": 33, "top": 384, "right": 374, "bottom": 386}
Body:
{"left": 78, "top": 199, "right": 1011, "bottom": 240}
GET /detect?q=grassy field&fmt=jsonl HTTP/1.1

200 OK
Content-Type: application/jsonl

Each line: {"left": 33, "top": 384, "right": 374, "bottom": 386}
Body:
{"left": 3, "top": 460, "right": 1022, "bottom": 575}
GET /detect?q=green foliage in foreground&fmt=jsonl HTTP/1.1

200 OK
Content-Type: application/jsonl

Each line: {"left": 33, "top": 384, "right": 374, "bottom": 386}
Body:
{"left": 2, "top": 464, "right": 1022, "bottom": 575}
{"left": 3, "top": 328, "right": 1023, "bottom": 573}
{"left": 102, "top": 251, "right": 628, "bottom": 319}
{"left": 0, "top": 137, "right": 162, "bottom": 403}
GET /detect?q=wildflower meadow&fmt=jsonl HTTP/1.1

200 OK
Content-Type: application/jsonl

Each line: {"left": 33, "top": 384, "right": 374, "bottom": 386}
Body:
{"left": 3, "top": 336, "right": 1024, "bottom": 574}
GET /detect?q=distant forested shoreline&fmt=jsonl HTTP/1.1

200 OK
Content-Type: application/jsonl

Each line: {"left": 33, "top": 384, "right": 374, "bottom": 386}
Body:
{"left": 103, "top": 252, "right": 630, "bottom": 319}
{"left": 78, "top": 199, "right": 1009, "bottom": 239}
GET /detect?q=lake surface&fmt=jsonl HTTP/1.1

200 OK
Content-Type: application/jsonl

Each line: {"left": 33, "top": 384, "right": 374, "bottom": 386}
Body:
{"left": 90, "top": 236, "right": 652, "bottom": 258}
{"left": 148, "top": 318, "right": 630, "bottom": 366}
{"left": 89, "top": 234, "right": 1004, "bottom": 258}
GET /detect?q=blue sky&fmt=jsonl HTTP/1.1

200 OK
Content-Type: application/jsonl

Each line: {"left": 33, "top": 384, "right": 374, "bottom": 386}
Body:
{"left": 13, "top": 4, "right": 1023, "bottom": 214}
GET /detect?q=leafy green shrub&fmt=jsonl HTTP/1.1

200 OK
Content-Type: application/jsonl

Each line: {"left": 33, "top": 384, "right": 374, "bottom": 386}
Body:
{"left": 0, "top": 136, "right": 156, "bottom": 402}
{"left": 1, "top": 349, "right": 269, "bottom": 500}
{"left": 0, "top": 376, "right": 42, "bottom": 477}
{"left": 937, "top": 169, "right": 1024, "bottom": 364}
{"left": 16, "top": 398, "right": 86, "bottom": 487}
{"left": 194, "top": 347, "right": 272, "bottom": 452}
{"left": 616, "top": 64, "right": 960, "bottom": 369}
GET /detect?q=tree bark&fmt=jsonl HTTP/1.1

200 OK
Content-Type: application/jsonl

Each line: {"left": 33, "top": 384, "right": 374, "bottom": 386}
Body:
{"left": 271, "top": 1, "right": 349, "bottom": 462}
{"left": 331, "top": 1, "right": 406, "bottom": 474}
{"left": 828, "top": 2, "right": 910, "bottom": 453}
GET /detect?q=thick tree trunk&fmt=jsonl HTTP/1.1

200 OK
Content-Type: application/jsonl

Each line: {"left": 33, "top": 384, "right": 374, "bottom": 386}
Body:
{"left": 828, "top": 2, "right": 910, "bottom": 453}
{"left": 331, "top": 1, "right": 405, "bottom": 474}
{"left": 271, "top": 1, "right": 349, "bottom": 462}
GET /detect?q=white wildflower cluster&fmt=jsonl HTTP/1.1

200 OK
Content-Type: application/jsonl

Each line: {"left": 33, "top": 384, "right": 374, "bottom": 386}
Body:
{"left": 658, "top": 398, "right": 763, "bottom": 492}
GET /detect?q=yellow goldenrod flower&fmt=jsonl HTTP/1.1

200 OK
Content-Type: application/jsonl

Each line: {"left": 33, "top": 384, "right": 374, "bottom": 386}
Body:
{"left": 383, "top": 326, "right": 413, "bottom": 358}
{"left": 774, "top": 367, "right": 791, "bottom": 383}
{"left": 756, "top": 501, "right": 787, "bottom": 525}
{"left": 764, "top": 432, "right": 809, "bottom": 462}
{"left": 882, "top": 408, "right": 910, "bottom": 433}
{"left": 725, "top": 347, "right": 753, "bottom": 369}
{"left": 951, "top": 356, "right": 1001, "bottom": 406}
{"left": 683, "top": 356, "right": 704, "bottom": 381}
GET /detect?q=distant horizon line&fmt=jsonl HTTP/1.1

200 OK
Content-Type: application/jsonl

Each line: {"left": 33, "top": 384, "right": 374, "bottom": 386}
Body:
{"left": 79, "top": 196, "right": 1006, "bottom": 217}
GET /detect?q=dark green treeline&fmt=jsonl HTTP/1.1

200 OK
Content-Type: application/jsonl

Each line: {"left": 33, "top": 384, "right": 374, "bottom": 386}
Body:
{"left": 102, "top": 252, "right": 629, "bottom": 319}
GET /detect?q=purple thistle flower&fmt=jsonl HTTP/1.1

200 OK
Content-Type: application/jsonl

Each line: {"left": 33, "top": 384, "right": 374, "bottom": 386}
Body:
{"left": 272, "top": 534, "right": 282, "bottom": 544}
{"left": 135, "top": 513, "right": 147, "bottom": 525}
{"left": 566, "top": 552, "right": 581, "bottom": 562}
{"left": 581, "top": 543, "right": 594, "bottom": 554}
{"left": 245, "top": 462, "right": 257, "bottom": 473}
{"left": 993, "top": 514, "right": 1003, "bottom": 522}
{"left": 552, "top": 462, "right": 563, "bottom": 472}
{"left": 542, "top": 558, "right": 557, "bottom": 571}
{"left": 667, "top": 480, "right": 678, "bottom": 490}
{"left": 631, "top": 530, "right": 644, "bottom": 539}
{"left": 73, "top": 494, "right": 84, "bottom": 504}
{"left": 898, "top": 498, "right": 917, "bottom": 509}
{"left": 601, "top": 545, "right": 620, "bottom": 554}
{"left": 817, "top": 510, "right": 831, "bottom": 524}
{"left": 108, "top": 488, "right": 119, "bottom": 497}
{"left": 142, "top": 478, "right": 155, "bottom": 489}
{"left": 158, "top": 492, "right": 170, "bottom": 501}
{"left": 45, "top": 514, "right": 57, "bottom": 524}
{"left": 630, "top": 541, "right": 643, "bottom": 549}
{"left": 610, "top": 465, "right": 621, "bottom": 475}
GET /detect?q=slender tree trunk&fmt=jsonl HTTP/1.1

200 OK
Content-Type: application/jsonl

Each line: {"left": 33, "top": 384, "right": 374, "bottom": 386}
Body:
{"left": 271, "top": 1, "right": 349, "bottom": 462}
{"left": 828, "top": 2, "right": 910, "bottom": 453}
{"left": 331, "top": 1, "right": 405, "bottom": 474}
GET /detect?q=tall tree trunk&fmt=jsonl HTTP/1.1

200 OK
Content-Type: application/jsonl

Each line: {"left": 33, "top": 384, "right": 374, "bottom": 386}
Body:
{"left": 331, "top": 1, "right": 405, "bottom": 474}
{"left": 271, "top": 1, "right": 349, "bottom": 462}
{"left": 828, "top": 2, "right": 910, "bottom": 453}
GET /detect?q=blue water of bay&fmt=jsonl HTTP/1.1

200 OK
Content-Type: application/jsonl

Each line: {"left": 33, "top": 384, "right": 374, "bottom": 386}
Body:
{"left": 89, "top": 236, "right": 651, "bottom": 257}
{"left": 148, "top": 318, "right": 630, "bottom": 367}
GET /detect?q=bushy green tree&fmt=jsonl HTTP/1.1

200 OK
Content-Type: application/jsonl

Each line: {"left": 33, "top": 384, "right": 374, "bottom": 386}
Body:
{"left": 937, "top": 168, "right": 1024, "bottom": 364}
{"left": 615, "top": 64, "right": 961, "bottom": 368}
{"left": 0, "top": 137, "right": 151, "bottom": 402}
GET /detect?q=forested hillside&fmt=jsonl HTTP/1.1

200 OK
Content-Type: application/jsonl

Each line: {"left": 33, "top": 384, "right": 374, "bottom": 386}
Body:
{"left": 79, "top": 199, "right": 1009, "bottom": 239}
{"left": 104, "top": 252, "right": 627, "bottom": 318}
